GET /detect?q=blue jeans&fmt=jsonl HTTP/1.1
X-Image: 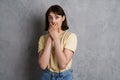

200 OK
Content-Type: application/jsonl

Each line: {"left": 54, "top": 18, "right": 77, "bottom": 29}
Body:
{"left": 40, "top": 68, "right": 73, "bottom": 80}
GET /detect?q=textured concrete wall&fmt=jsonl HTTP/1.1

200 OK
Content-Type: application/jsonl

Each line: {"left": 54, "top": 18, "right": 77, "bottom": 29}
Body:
{"left": 0, "top": 0, "right": 120, "bottom": 80}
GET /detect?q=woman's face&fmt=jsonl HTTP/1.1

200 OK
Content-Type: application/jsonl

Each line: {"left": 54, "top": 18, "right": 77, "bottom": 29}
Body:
{"left": 48, "top": 12, "right": 65, "bottom": 30}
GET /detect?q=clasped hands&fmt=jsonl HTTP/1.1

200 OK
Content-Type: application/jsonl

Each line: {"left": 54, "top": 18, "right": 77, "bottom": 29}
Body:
{"left": 48, "top": 23, "right": 61, "bottom": 40}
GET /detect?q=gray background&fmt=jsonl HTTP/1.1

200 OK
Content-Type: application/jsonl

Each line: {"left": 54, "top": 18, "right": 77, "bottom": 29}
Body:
{"left": 0, "top": 0, "right": 120, "bottom": 80}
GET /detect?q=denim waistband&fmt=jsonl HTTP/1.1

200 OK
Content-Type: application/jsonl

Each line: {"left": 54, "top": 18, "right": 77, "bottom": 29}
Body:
{"left": 44, "top": 68, "right": 73, "bottom": 77}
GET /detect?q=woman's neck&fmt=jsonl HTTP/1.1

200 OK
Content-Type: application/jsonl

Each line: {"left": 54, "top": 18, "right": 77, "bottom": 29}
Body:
{"left": 59, "top": 30, "right": 65, "bottom": 37}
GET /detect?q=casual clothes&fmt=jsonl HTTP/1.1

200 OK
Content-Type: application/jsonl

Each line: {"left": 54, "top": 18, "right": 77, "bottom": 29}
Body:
{"left": 41, "top": 68, "right": 73, "bottom": 80}
{"left": 38, "top": 31, "right": 77, "bottom": 80}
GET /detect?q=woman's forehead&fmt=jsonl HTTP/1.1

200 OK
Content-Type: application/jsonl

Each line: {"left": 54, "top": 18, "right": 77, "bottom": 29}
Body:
{"left": 49, "top": 12, "right": 61, "bottom": 16}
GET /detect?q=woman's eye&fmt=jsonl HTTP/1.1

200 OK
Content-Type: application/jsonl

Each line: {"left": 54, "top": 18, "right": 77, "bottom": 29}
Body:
{"left": 55, "top": 16, "right": 59, "bottom": 19}
{"left": 48, "top": 16, "right": 52, "bottom": 19}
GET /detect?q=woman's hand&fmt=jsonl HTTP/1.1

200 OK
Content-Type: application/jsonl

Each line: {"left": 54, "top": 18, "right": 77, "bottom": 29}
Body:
{"left": 48, "top": 23, "right": 60, "bottom": 40}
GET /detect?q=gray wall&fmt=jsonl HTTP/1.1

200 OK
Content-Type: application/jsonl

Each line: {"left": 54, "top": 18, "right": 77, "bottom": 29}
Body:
{"left": 0, "top": 0, "right": 120, "bottom": 80}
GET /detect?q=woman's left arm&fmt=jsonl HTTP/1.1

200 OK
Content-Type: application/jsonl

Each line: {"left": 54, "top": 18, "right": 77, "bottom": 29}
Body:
{"left": 49, "top": 26, "right": 75, "bottom": 70}
{"left": 54, "top": 38, "right": 73, "bottom": 70}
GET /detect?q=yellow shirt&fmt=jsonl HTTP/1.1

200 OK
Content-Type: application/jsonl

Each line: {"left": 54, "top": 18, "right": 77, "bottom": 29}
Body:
{"left": 38, "top": 31, "right": 77, "bottom": 72}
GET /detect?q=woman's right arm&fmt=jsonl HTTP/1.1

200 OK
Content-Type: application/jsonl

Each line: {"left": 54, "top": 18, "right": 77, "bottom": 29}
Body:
{"left": 38, "top": 36, "right": 52, "bottom": 70}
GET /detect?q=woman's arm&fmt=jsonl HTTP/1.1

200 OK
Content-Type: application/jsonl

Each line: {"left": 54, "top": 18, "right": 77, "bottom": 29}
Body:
{"left": 54, "top": 38, "right": 73, "bottom": 70}
{"left": 48, "top": 25, "right": 74, "bottom": 70}
{"left": 38, "top": 36, "right": 52, "bottom": 70}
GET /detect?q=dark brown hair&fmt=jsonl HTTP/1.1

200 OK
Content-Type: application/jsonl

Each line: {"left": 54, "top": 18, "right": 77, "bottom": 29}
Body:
{"left": 45, "top": 5, "right": 69, "bottom": 31}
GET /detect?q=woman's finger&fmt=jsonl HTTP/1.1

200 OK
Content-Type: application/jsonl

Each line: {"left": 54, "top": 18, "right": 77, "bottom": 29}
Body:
{"left": 58, "top": 28, "right": 60, "bottom": 33}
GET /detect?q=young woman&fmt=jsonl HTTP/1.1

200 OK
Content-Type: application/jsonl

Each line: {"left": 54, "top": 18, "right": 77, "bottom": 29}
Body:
{"left": 38, "top": 5, "right": 77, "bottom": 80}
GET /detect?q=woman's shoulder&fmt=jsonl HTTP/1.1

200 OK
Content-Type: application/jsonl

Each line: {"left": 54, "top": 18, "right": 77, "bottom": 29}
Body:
{"left": 66, "top": 31, "right": 77, "bottom": 37}
{"left": 62, "top": 31, "right": 77, "bottom": 41}
{"left": 39, "top": 34, "right": 48, "bottom": 40}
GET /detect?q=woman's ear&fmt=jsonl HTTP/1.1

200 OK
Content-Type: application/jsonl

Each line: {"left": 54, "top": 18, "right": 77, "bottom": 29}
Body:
{"left": 62, "top": 16, "right": 65, "bottom": 21}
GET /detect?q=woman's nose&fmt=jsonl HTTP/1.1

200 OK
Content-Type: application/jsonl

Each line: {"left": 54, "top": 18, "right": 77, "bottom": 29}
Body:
{"left": 49, "top": 17, "right": 56, "bottom": 24}
{"left": 52, "top": 18, "right": 56, "bottom": 23}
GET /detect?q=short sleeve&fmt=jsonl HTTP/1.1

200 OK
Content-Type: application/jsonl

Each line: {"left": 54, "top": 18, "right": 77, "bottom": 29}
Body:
{"left": 38, "top": 35, "right": 45, "bottom": 53}
{"left": 64, "top": 33, "right": 77, "bottom": 52}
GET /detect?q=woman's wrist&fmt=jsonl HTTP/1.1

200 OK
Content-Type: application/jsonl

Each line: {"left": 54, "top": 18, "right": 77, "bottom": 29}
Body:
{"left": 54, "top": 38, "right": 60, "bottom": 44}
{"left": 47, "top": 36, "right": 52, "bottom": 44}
